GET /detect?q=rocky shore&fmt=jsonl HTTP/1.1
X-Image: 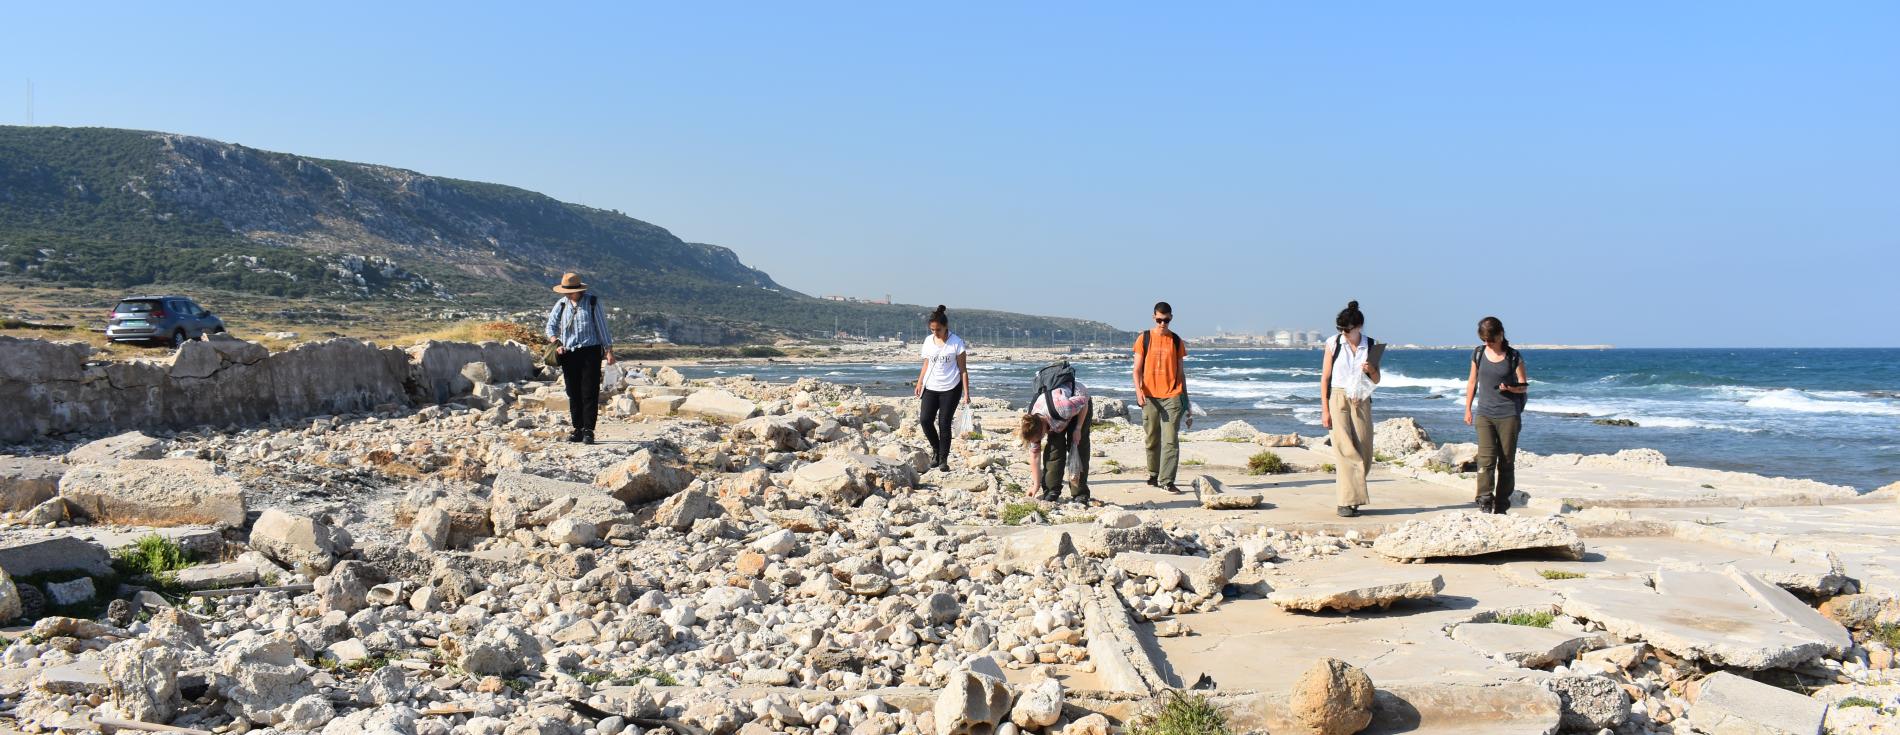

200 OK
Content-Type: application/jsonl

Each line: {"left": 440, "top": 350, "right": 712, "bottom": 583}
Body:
{"left": 1, "top": 335, "right": 1897, "bottom": 735}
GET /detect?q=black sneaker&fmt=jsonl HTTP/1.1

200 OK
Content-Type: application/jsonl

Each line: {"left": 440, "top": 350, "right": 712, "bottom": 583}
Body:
{"left": 1337, "top": 505, "right": 1359, "bottom": 518}
{"left": 1165, "top": 483, "right": 1183, "bottom": 494}
{"left": 1146, "top": 476, "right": 1158, "bottom": 487}
{"left": 581, "top": 430, "right": 596, "bottom": 445}
{"left": 567, "top": 431, "right": 582, "bottom": 443}
{"left": 1474, "top": 495, "right": 1494, "bottom": 513}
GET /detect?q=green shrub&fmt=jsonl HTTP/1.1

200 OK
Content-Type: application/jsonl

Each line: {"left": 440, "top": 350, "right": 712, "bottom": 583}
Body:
{"left": 613, "top": 666, "right": 679, "bottom": 686}
{"left": 964, "top": 430, "right": 984, "bottom": 440}
{"left": 1181, "top": 458, "right": 1207, "bottom": 467}
{"left": 1538, "top": 570, "right": 1585, "bottom": 581}
{"left": 1497, "top": 611, "right": 1555, "bottom": 628}
{"left": 1373, "top": 451, "right": 1396, "bottom": 463}
{"left": 1127, "top": 690, "right": 1232, "bottom": 735}
{"left": 1424, "top": 460, "right": 1455, "bottom": 474}
{"left": 1836, "top": 696, "right": 1879, "bottom": 709}
{"left": 1002, "top": 502, "right": 1045, "bottom": 526}
{"left": 1871, "top": 623, "right": 1900, "bottom": 650}
{"left": 1319, "top": 463, "right": 1336, "bottom": 473}
{"left": 113, "top": 534, "right": 194, "bottom": 577}
{"left": 1218, "top": 437, "right": 1248, "bottom": 443}
{"left": 1248, "top": 451, "right": 1287, "bottom": 475}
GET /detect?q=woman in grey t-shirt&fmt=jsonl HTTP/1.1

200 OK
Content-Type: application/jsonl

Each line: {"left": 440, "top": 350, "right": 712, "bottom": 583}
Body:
{"left": 1462, "top": 316, "right": 1528, "bottom": 514}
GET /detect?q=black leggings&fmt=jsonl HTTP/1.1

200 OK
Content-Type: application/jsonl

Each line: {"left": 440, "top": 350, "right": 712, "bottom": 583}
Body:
{"left": 919, "top": 385, "right": 963, "bottom": 465}
{"left": 558, "top": 345, "right": 604, "bottom": 433}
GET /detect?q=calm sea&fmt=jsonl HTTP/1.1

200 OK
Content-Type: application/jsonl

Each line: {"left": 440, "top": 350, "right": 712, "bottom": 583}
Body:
{"left": 679, "top": 348, "right": 1900, "bottom": 491}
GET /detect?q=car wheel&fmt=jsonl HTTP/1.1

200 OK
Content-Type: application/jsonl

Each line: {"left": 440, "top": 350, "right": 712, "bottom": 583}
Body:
{"left": 171, "top": 330, "right": 187, "bottom": 348}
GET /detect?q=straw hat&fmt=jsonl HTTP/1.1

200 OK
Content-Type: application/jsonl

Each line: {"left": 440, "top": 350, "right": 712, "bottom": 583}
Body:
{"left": 552, "top": 272, "right": 589, "bottom": 293}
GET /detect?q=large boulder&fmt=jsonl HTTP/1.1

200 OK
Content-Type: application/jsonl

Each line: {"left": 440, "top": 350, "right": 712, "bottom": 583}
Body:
{"left": 1372, "top": 511, "right": 1584, "bottom": 562}
{"left": 0, "top": 456, "right": 66, "bottom": 512}
{"left": 66, "top": 431, "right": 166, "bottom": 465}
{"left": 933, "top": 669, "right": 1011, "bottom": 735}
{"left": 0, "top": 566, "right": 20, "bottom": 623}
{"left": 59, "top": 459, "right": 246, "bottom": 528}
{"left": 1289, "top": 657, "right": 1375, "bottom": 735}
{"left": 1011, "top": 676, "right": 1064, "bottom": 729}
{"left": 248, "top": 509, "right": 348, "bottom": 574}
{"left": 733, "top": 416, "right": 805, "bottom": 452}
{"left": 316, "top": 561, "right": 377, "bottom": 615}
{"left": 214, "top": 631, "right": 325, "bottom": 726}
{"left": 678, "top": 389, "right": 761, "bottom": 424}
{"left": 102, "top": 639, "right": 183, "bottom": 723}
{"left": 0, "top": 535, "right": 113, "bottom": 578}
{"left": 650, "top": 487, "right": 723, "bottom": 530}
{"left": 593, "top": 449, "right": 695, "bottom": 505}
{"left": 1544, "top": 675, "right": 1629, "bottom": 732}
{"left": 1372, "top": 417, "right": 1434, "bottom": 456}
{"left": 491, "top": 471, "right": 634, "bottom": 536}
{"left": 395, "top": 483, "right": 492, "bottom": 546}
{"left": 444, "top": 623, "right": 542, "bottom": 676}
{"left": 790, "top": 458, "right": 870, "bottom": 506}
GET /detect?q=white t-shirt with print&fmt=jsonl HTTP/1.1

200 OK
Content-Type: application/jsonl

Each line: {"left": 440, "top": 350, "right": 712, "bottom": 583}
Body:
{"left": 920, "top": 333, "right": 968, "bottom": 392}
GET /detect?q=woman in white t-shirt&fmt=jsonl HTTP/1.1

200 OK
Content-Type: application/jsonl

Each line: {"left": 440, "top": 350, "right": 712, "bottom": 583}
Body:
{"left": 914, "top": 305, "right": 971, "bottom": 470}
{"left": 1320, "top": 300, "right": 1381, "bottom": 517}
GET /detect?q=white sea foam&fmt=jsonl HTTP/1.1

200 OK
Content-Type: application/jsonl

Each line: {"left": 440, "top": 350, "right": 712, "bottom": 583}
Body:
{"left": 1379, "top": 372, "right": 1466, "bottom": 394}
{"left": 1192, "top": 379, "right": 1311, "bottom": 399}
{"left": 1744, "top": 389, "right": 1900, "bottom": 416}
{"left": 1200, "top": 367, "right": 1321, "bottom": 378}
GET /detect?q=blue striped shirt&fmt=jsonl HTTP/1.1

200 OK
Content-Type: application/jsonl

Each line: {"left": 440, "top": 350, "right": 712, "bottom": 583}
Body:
{"left": 545, "top": 294, "right": 612, "bottom": 350}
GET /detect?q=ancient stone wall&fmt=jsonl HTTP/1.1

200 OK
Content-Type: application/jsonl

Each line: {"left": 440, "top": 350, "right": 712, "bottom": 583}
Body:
{"left": 0, "top": 336, "right": 534, "bottom": 442}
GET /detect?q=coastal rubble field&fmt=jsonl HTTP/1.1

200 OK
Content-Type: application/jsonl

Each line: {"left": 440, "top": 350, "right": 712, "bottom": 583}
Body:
{"left": 1, "top": 335, "right": 1898, "bottom": 735}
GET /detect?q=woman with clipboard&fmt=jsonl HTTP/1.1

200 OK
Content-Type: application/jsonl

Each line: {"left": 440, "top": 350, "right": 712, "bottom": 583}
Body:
{"left": 1320, "top": 300, "right": 1382, "bottom": 517}
{"left": 1463, "top": 316, "right": 1529, "bottom": 514}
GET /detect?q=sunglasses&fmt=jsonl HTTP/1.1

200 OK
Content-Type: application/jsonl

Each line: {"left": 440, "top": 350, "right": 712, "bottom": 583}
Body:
{"left": 1155, "top": 316, "right": 1171, "bottom": 324}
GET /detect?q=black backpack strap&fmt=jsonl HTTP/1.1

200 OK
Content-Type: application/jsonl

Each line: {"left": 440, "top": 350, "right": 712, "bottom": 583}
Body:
{"left": 1473, "top": 345, "right": 1484, "bottom": 364}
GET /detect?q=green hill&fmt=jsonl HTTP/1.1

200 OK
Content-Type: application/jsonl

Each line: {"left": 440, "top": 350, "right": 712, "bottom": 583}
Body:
{"left": 0, "top": 126, "right": 1127, "bottom": 345}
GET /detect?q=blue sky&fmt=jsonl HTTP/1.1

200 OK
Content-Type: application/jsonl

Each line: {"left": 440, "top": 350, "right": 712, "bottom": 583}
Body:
{"left": 4, "top": 2, "right": 1896, "bottom": 346}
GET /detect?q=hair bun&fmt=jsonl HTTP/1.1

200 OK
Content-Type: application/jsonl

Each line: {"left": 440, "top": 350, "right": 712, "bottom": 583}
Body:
{"left": 1347, "top": 300, "right": 1359, "bottom": 310}
{"left": 935, "top": 305, "right": 947, "bottom": 313}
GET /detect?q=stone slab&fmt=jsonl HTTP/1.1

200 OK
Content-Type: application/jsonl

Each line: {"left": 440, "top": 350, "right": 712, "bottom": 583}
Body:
{"left": 0, "top": 456, "right": 66, "bottom": 512}
{"left": 1561, "top": 569, "right": 1846, "bottom": 669}
{"left": 1267, "top": 569, "right": 1445, "bottom": 613}
{"left": 1373, "top": 511, "right": 1585, "bottom": 562}
{"left": 1230, "top": 682, "right": 1563, "bottom": 735}
{"left": 1450, "top": 623, "right": 1605, "bottom": 668}
{"left": 1689, "top": 671, "right": 1826, "bottom": 735}
{"left": 0, "top": 535, "right": 112, "bottom": 577}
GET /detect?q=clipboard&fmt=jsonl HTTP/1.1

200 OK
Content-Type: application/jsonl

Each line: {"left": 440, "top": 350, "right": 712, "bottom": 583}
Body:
{"left": 1366, "top": 341, "right": 1387, "bottom": 371}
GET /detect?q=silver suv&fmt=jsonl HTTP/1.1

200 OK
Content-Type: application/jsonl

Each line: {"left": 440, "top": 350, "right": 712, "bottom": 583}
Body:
{"left": 105, "top": 296, "right": 227, "bottom": 347}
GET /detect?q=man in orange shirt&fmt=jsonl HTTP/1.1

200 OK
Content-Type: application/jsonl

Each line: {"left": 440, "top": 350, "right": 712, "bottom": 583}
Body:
{"left": 1133, "top": 301, "right": 1190, "bottom": 493}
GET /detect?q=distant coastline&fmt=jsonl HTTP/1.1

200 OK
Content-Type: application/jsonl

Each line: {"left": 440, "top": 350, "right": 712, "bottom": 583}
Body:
{"left": 1183, "top": 343, "right": 1616, "bottom": 351}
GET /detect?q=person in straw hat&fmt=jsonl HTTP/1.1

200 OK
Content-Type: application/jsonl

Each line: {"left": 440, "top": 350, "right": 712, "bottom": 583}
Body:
{"left": 544, "top": 272, "right": 616, "bottom": 444}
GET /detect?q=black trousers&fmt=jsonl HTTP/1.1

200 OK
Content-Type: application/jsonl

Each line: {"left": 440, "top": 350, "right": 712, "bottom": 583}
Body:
{"left": 919, "top": 385, "right": 963, "bottom": 465}
{"left": 558, "top": 345, "right": 604, "bottom": 433}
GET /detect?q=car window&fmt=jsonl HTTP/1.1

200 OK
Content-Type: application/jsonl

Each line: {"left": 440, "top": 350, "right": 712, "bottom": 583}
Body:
{"left": 116, "top": 300, "right": 162, "bottom": 314}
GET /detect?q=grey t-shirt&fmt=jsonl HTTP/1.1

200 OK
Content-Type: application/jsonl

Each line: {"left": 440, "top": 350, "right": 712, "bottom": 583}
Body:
{"left": 1474, "top": 348, "right": 1526, "bottom": 418}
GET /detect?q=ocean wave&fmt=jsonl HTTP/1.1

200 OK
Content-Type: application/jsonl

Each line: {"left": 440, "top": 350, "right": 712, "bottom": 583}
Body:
{"left": 1743, "top": 389, "right": 1900, "bottom": 416}
{"left": 1380, "top": 372, "right": 1466, "bottom": 394}
{"left": 1193, "top": 379, "right": 1312, "bottom": 399}
{"left": 1200, "top": 367, "right": 1321, "bottom": 378}
{"left": 1625, "top": 416, "right": 1760, "bottom": 433}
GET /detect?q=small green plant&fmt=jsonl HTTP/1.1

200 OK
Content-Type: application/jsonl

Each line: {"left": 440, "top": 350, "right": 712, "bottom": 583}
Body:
{"left": 1004, "top": 482, "right": 1022, "bottom": 494}
{"left": 964, "top": 430, "right": 984, "bottom": 440}
{"left": 1319, "top": 463, "right": 1336, "bottom": 473}
{"left": 1538, "top": 570, "right": 1586, "bottom": 581}
{"left": 1001, "top": 502, "right": 1045, "bottom": 526}
{"left": 1247, "top": 451, "right": 1287, "bottom": 475}
{"left": 1218, "top": 437, "right": 1249, "bottom": 443}
{"left": 1055, "top": 514, "right": 1096, "bottom": 525}
{"left": 1104, "top": 459, "right": 1123, "bottom": 475}
{"left": 503, "top": 677, "right": 531, "bottom": 693}
{"left": 1871, "top": 623, "right": 1900, "bottom": 650}
{"left": 577, "top": 671, "right": 609, "bottom": 685}
{"left": 113, "top": 534, "right": 193, "bottom": 578}
{"left": 1497, "top": 611, "right": 1555, "bottom": 628}
{"left": 1700, "top": 483, "right": 1716, "bottom": 490}
{"left": 1126, "top": 689, "right": 1232, "bottom": 735}
{"left": 1374, "top": 451, "right": 1396, "bottom": 463}
{"left": 1424, "top": 460, "right": 1455, "bottom": 474}
{"left": 1836, "top": 697, "right": 1879, "bottom": 709}
{"left": 1181, "top": 458, "right": 1207, "bottom": 467}
{"left": 613, "top": 666, "right": 679, "bottom": 686}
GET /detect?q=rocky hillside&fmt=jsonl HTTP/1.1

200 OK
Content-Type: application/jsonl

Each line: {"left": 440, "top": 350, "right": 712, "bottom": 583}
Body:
{"left": 0, "top": 126, "right": 1125, "bottom": 343}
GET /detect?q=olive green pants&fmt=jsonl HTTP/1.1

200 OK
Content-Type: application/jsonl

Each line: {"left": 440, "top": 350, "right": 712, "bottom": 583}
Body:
{"left": 1474, "top": 414, "right": 1522, "bottom": 511}
{"left": 1142, "top": 395, "right": 1186, "bottom": 485}
{"left": 1039, "top": 422, "right": 1093, "bottom": 499}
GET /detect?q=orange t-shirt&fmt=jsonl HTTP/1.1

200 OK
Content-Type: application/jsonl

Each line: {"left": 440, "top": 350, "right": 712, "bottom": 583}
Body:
{"left": 1133, "top": 328, "right": 1186, "bottom": 399}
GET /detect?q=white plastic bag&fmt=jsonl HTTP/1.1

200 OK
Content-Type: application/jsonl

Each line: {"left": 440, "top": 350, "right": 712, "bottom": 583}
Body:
{"left": 954, "top": 406, "right": 975, "bottom": 439}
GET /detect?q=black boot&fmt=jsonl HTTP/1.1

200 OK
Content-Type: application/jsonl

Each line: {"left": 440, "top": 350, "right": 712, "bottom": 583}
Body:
{"left": 581, "top": 429, "right": 596, "bottom": 445}
{"left": 1475, "top": 494, "right": 1495, "bottom": 513}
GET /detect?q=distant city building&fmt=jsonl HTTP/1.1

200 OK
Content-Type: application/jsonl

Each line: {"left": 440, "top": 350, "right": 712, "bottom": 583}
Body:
{"left": 822, "top": 293, "right": 894, "bottom": 305}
